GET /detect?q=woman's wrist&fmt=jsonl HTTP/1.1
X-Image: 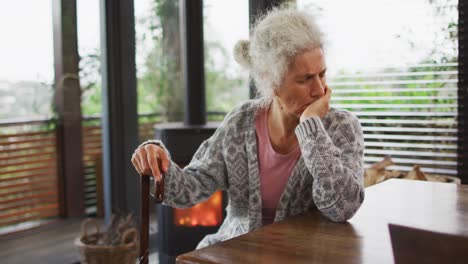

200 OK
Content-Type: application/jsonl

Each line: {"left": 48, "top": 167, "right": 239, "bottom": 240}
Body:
{"left": 300, "top": 112, "right": 319, "bottom": 123}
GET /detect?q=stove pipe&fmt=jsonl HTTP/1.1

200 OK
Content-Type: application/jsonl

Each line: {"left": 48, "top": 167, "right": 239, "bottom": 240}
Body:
{"left": 180, "top": 0, "right": 205, "bottom": 126}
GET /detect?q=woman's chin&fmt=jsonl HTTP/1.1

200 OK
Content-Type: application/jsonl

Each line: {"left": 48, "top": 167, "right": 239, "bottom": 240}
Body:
{"left": 296, "top": 106, "right": 308, "bottom": 116}
{"left": 295, "top": 110, "right": 305, "bottom": 119}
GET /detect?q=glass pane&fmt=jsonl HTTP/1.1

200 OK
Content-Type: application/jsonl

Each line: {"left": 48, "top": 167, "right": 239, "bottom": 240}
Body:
{"left": 204, "top": 0, "right": 249, "bottom": 117}
{"left": 296, "top": 0, "right": 457, "bottom": 74}
{"left": 77, "top": 0, "right": 103, "bottom": 216}
{"left": 0, "top": 0, "right": 54, "bottom": 119}
{"left": 77, "top": 0, "right": 102, "bottom": 116}
{"left": 135, "top": 0, "right": 184, "bottom": 123}
{"left": 0, "top": 0, "right": 58, "bottom": 234}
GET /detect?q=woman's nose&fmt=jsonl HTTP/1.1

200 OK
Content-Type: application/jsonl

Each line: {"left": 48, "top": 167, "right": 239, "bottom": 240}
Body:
{"left": 309, "top": 76, "right": 325, "bottom": 97}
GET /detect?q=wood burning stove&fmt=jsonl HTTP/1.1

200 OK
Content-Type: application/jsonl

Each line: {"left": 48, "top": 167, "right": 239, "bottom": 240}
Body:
{"left": 154, "top": 124, "right": 228, "bottom": 264}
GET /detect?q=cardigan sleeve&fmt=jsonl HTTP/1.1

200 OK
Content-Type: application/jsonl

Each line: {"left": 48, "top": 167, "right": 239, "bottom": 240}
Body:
{"left": 295, "top": 111, "right": 365, "bottom": 222}
{"left": 141, "top": 113, "right": 234, "bottom": 208}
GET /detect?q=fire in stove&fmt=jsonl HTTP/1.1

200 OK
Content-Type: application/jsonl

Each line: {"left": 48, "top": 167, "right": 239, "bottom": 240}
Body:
{"left": 174, "top": 191, "right": 223, "bottom": 227}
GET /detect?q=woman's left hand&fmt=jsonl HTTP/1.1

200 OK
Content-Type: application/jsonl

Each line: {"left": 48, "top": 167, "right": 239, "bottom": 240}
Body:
{"left": 300, "top": 86, "right": 332, "bottom": 122}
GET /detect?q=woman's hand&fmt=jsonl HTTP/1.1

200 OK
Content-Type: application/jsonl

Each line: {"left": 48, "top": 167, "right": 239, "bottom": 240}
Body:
{"left": 131, "top": 144, "right": 170, "bottom": 181}
{"left": 300, "top": 86, "right": 332, "bottom": 122}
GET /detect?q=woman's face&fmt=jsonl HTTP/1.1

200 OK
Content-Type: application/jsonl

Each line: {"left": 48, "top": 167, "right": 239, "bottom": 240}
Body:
{"left": 275, "top": 47, "right": 327, "bottom": 118}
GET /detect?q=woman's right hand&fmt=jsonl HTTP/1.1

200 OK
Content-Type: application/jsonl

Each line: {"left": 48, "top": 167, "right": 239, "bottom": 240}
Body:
{"left": 300, "top": 85, "right": 332, "bottom": 122}
{"left": 131, "top": 144, "right": 170, "bottom": 181}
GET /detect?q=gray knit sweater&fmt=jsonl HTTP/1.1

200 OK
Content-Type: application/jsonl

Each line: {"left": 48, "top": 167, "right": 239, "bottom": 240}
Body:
{"left": 151, "top": 99, "right": 365, "bottom": 249}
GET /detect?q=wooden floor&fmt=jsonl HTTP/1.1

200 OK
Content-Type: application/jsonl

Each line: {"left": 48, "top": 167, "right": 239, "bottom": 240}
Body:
{"left": 0, "top": 218, "right": 89, "bottom": 264}
{"left": 0, "top": 216, "right": 159, "bottom": 264}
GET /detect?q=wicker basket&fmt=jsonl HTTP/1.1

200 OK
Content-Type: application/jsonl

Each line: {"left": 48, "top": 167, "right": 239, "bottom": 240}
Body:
{"left": 75, "top": 218, "right": 139, "bottom": 264}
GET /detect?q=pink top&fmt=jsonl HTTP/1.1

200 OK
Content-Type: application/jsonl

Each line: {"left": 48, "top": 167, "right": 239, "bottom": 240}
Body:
{"left": 255, "top": 107, "right": 301, "bottom": 226}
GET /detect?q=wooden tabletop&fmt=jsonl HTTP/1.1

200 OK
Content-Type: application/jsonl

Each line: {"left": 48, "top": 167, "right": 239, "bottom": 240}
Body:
{"left": 176, "top": 179, "right": 468, "bottom": 264}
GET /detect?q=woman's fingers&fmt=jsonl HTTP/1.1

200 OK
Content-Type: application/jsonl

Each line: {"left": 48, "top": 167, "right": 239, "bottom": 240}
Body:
{"left": 146, "top": 146, "right": 162, "bottom": 181}
{"left": 131, "top": 153, "right": 142, "bottom": 174}
{"left": 135, "top": 148, "right": 151, "bottom": 176}
{"left": 131, "top": 144, "right": 169, "bottom": 181}
{"left": 156, "top": 147, "right": 171, "bottom": 173}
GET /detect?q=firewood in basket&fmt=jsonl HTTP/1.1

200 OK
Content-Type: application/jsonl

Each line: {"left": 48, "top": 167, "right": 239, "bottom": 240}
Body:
{"left": 364, "top": 169, "right": 376, "bottom": 187}
{"left": 383, "top": 170, "right": 404, "bottom": 180}
{"left": 364, "top": 168, "right": 386, "bottom": 187}
{"left": 102, "top": 213, "right": 138, "bottom": 246}
{"left": 405, "top": 165, "right": 427, "bottom": 181}
{"left": 364, "top": 157, "right": 395, "bottom": 187}
{"left": 370, "top": 156, "right": 394, "bottom": 171}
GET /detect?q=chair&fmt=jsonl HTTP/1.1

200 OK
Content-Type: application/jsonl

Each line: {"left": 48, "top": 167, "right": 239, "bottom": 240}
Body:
{"left": 389, "top": 223, "right": 468, "bottom": 264}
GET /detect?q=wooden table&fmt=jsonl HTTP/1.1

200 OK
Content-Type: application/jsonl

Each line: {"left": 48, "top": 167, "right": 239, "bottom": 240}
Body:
{"left": 176, "top": 179, "right": 468, "bottom": 264}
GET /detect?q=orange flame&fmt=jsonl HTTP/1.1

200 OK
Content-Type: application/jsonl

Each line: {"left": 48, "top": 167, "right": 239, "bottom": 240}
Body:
{"left": 174, "top": 191, "right": 223, "bottom": 227}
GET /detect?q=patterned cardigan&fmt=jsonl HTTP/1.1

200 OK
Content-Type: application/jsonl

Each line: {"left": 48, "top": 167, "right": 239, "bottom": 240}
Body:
{"left": 146, "top": 99, "right": 365, "bottom": 249}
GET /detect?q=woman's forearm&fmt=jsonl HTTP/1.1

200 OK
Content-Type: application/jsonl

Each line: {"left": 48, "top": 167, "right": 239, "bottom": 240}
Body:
{"left": 296, "top": 114, "right": 365, "bottom": 222}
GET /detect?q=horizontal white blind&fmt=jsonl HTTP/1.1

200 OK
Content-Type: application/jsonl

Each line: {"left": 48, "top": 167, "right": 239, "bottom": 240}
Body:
{"left": 329, "top": 63, "right": 458, "bottom": 175}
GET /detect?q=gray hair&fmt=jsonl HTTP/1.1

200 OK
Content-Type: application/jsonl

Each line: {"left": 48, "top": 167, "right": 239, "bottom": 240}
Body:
{"left": 233, "top": 7, "right": 325, "bottom": 100}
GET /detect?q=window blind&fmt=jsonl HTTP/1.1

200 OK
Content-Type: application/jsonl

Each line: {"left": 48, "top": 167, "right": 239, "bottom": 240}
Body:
{"left": 329, "top": 63, "right": 458, "bottom": 176}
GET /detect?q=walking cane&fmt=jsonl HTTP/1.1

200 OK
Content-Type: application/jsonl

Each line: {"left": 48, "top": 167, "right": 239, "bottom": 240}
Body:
{"left": 140, "top": 173, "right": 164, "bottom": 264}
{"left": 139, "top": 174, "right": 150, "bottom": 264}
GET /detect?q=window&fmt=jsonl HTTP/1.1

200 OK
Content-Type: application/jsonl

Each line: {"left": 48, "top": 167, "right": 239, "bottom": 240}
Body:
{"left": 78, "top": 0, "right": 102, "bottom": 116}
{"left": 135, "top": 0, "right": 250, "bottom": 122}
{"left": 203, "top": 0, "right": 250, "bottom": 116}
{"left": 0, "top": 0, "right": 58, "bottom": 233}
{"left": 77, "top": 0, "right": 103, "bottom": 216}
{"left": 0, "top": 1, "right": 54, "bottom": 119}
{"left": 135, "top": 0, "right": 184, "bottom": 122}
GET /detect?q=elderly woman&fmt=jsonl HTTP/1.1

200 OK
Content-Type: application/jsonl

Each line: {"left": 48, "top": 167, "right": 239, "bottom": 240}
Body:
{"left": 131, "top": 7, "right": 364, "bottom": 249}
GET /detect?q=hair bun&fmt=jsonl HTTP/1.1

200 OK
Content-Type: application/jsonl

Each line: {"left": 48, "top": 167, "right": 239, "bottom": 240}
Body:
{"left": 233, "top": 40, "right": 251, "bottom": 68}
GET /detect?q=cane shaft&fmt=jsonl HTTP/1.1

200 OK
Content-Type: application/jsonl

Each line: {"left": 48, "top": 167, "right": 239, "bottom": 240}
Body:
{"left": 139, "top": 175, "right": 150, "bottom": 264}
